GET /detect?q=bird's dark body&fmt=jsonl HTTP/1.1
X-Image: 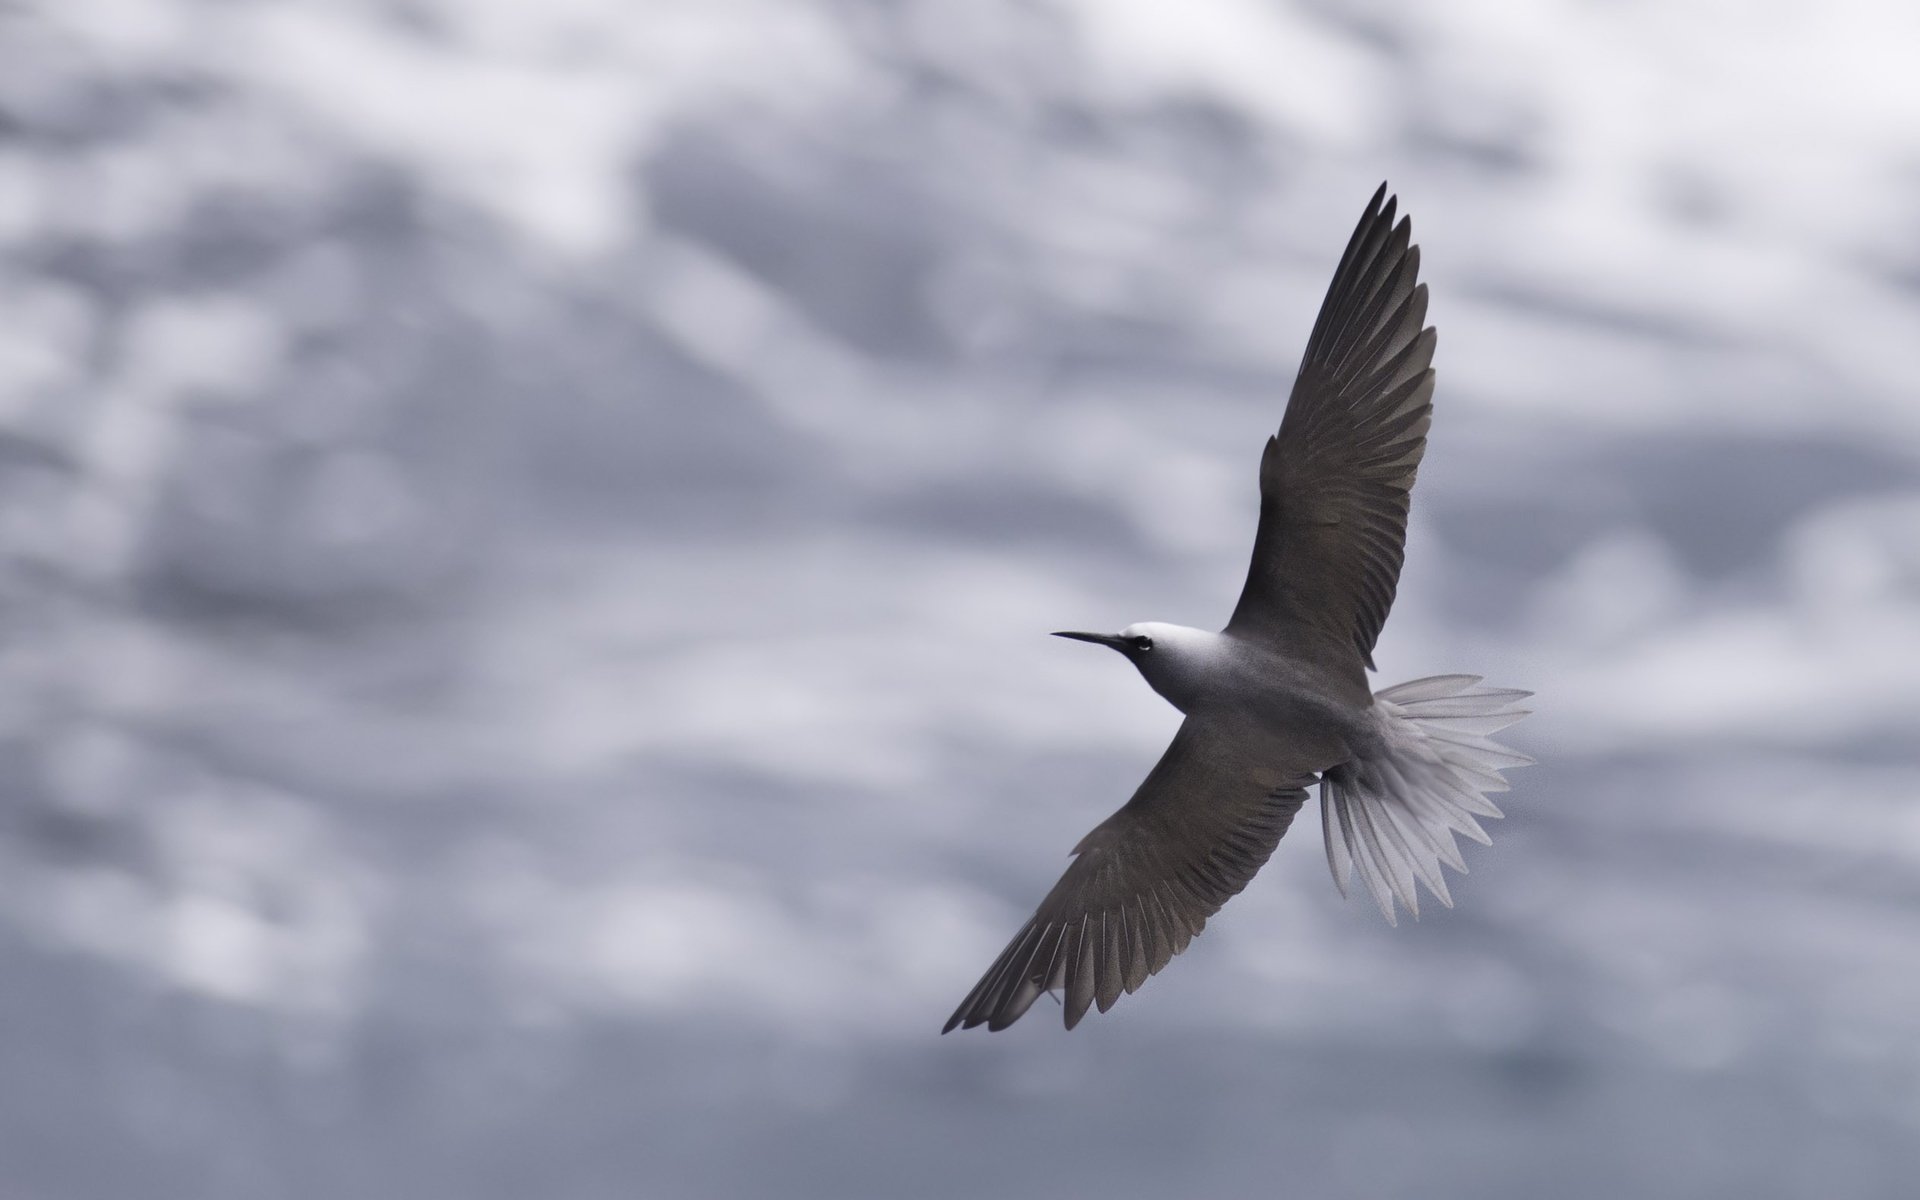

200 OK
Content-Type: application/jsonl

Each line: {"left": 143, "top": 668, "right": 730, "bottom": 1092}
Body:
{"left": 1131, "top": 630, "right": 1367, "bottom": 774}
{"left": 942, "top": 185, "right": 1533, "bottom": 1034}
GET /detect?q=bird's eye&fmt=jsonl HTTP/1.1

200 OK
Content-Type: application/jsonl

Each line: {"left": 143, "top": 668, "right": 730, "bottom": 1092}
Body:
{"left": 1130, "top": 635, "right": 1154, "bottom": 652}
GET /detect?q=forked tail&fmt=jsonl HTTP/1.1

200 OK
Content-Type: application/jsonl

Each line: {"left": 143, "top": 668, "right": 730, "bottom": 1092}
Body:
{"left": 1321, "top": 674, "right": 1534, "bottom": 924}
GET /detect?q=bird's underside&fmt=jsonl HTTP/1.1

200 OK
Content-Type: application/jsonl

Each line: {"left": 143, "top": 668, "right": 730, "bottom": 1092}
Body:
{"left": 943, "top": 185, "right": 1534, "bottom": 1034}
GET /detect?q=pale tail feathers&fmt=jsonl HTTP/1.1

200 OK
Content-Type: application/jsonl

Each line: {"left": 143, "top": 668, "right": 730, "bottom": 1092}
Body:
{"left": 1321, "top": 675, "right": 1534, "bottom": 925}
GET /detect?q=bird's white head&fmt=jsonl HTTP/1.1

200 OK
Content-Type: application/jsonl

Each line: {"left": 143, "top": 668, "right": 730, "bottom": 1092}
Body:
{"left": 1051, "top": 621, "right": 1220, "bottom": 713}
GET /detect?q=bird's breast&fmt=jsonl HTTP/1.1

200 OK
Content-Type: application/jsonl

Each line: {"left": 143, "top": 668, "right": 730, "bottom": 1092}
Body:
{"left": 1189, "top": 646, "right": 1362, "bottom": 771}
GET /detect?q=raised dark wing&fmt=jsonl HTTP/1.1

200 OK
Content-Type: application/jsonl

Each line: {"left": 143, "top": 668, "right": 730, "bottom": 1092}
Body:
{"left": 1225, "top": 185, "right": 1436, "bottom": 686}
{"left": 943, "top": 717, "right": 1312, "bottom": 1032}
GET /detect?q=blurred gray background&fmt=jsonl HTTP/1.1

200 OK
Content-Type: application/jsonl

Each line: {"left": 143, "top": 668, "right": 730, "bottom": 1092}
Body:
{"left": 4, "top": 2, "right": 1920, "bottom": 1197}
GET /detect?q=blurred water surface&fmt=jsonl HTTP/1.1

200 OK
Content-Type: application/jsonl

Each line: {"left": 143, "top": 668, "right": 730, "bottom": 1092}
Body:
{"left": 4, "top": 2, "right": 1920, "bottom": 1197}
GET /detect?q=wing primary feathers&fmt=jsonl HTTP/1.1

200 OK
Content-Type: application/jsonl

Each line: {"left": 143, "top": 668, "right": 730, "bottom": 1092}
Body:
{"left": 1325, "top": 225, "right": 1416, "bottom": 381}
{"left": 1064, "top": 918, "right": 1098, "bottom": 1030}
{"left": 1299, "top": 182, "right": 1389, "bottom": 361}
{"left": 1124, "top": 896, "right": 1153, "bottom": 992}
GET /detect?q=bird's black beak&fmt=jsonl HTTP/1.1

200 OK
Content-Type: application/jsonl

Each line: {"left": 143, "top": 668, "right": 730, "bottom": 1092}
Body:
{"left": 1052, "top": 630, "right": 1131, "bottom": 652}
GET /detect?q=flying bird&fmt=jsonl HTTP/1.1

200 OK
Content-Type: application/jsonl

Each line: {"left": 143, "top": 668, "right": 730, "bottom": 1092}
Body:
{"left": 944, "top": 185, "right": 1533, "bottom": 1034}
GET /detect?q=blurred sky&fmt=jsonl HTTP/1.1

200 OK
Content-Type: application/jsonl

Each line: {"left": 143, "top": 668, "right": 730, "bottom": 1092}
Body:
{"left": 4, "top": 2, "right": 1920, "bottom": 1198}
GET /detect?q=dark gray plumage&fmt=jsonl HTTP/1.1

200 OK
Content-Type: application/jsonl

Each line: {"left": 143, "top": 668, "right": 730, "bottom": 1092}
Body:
{"left": 944, "top": 186, "right": 1531, "bottom": 1034}
{"left": 945, "top": 717, "right": 1311, "bottom": 1031}
{"left": 1227, "top": 185, "right": 1435, "bottom": 686}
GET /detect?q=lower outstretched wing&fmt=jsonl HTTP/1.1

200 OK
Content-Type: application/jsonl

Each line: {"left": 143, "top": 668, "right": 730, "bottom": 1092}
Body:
{"left": 944, "top": 717, "right": 1312, "bottom": 1032}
